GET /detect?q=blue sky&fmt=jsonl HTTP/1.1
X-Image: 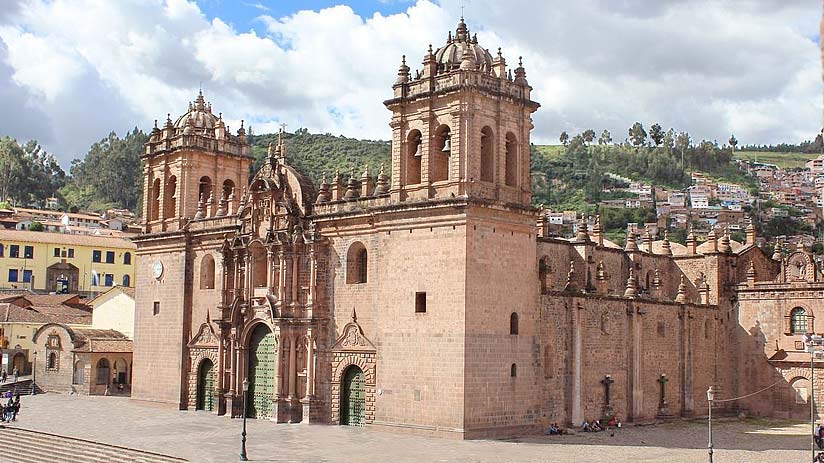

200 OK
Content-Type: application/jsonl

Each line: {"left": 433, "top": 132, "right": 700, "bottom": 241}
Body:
{"left": 196, "top": 0, "right": 414, "bottom": 31}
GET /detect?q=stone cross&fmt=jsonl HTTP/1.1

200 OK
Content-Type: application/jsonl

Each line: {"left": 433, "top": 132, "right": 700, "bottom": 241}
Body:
{"left": 601, "top": 375, "right": 614, "bottom": 405}
{"left": 658, "top": 374, "right": 669, "bottom": 406}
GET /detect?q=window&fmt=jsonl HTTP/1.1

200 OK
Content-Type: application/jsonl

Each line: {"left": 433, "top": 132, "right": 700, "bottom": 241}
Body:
{"left": 9, "top": 245, "right": 19, "bottom": 258}
{"left": 346, "top": 242, "right": 368, "bottom": 284}
{"left": 122, "top": 275, "right": 130, "bottom": 287}
{"left": 22, "top": 270, "right": 32, "bottom": 283}
{"left": 505, "top": 132, "right": 518, "bottom": 187}
{"left": 165, "top": 175, "right": 178, "bottom": 218}
{"left": 8, "top": 269, "right": 18, "bottom": 282}
{"left": 105, "top": 251, "right": 115, "bottom": 264}
{"left": 53, "top": 247, "right": 60, "bottom": 257}
{"left": 23, "top": 246, "right": 33, "bottom": 259}
{"left": 123, "top": 252, "right": 131, "bottom": 265}
{"left": 415, "top": 292, "right": 427, "bottom": 313}
{"left": 96, "top": 358, "right": 110, "bottom": 385}
{"left": 480, "top": 126, "right": 494, "bottom": 182}
{"left": 793, "top": 377, "right": 810, "bottom": 404}
{"left": 91, "top": 272, "right": 99, "bottom": 286}
{"left": 432, "top": 124, "right": 451, "bottom": 182}
{"left": 200, "top": 254, "right": 215, "bottom": 289}
{"left": 47, "top": 352, "right": 57, "bottom": 370}
{"left": 153, "top": 301, "right": 160, "bottom": 316}
{"left": 791, "top": 307, "right": 808, "bottom": 334}
{"left": 510, "top": 363, "right": 517, "bottom": 377}
{"left": 105, "top": 274, "right": 114, "bottom": 287}
{"left": 406, "top": 129, "right": 422, "bottom": 185}
{"left": 151, "top": 178, "right": 161, "bottom": 221}
{"left": 68, "top": 248, "right": 74, "bottom": 258}
{"left": 539, "top": 256, "right": 550, "bottom": 293}
{"left": 92, "top": 250, "right": 101, "bottom": 263}
{"left": 510, "top": 312, "right": 519, "bottom": 335}
{"left": 0, "top": 243, "right": 4, "bottom": 257}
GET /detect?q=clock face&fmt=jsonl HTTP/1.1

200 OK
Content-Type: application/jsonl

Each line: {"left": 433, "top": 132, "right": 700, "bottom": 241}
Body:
{"left": 151, "top": 260, "right": 164, "bottom": 280}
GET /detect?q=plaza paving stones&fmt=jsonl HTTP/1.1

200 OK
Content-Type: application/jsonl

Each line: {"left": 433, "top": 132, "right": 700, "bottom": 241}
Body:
{"left": 2, "top": 394, "right": 811, "bottom": 462}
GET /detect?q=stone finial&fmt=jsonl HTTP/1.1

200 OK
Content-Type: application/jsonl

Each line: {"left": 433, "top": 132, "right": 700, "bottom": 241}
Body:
{"left": 698, "top": 273, "right": 710, "bottom": 305}
{"left": 226, "top": 190, "right": 236, "bottom": 215}
{"left": 652, "top": 268, "right": 662, "bottom": 288}
{"left": 216, "top": 191, "right": 228, "bottom": 217}
{"left": 745, "top": 218, "right": 756, "bottom": 245}
{"left": 206, "top": 189, "right": 216, "bottom": 217}
{"left": 675, "top": 275, "right": 687, "bottom": 303}
{"left": 706, "top": 228, "right": 718, "bottom": 253}
{"left": 343, "top": 170, "right": 360, "bottom": 200}
{"left": 373, "top": 163, "right": 390, "bottom": 195}
{"left": 396, "top": 55, "right": 410, "bottom": 84}
{"left": 625, "top": 228, "right": 638, "bottom": 252}
{"left": 360, "top": 164, "right": 374, "bottom": 197}
{"left": 194, "top": 193, "right": 206, "bottom": 220}
{"left": 236, "top": 187, "right": 248, "bottom": 214}
{"left": 331, "top": 170, "right": 344, "bottom": 201}
{"left": 564, "top": 260, "right": 575, "bottom": 292}
{"left": 596, "top": 260, "right": 607, "bottom": 281}
{"left": 643, "top": 230, "right": 653, "bottom": 254}
{"left": 514, "top": 56, "right": 528, "bottom": 85}
{"left": 746, "top": 261, "right": 756, "bottom": 286}
{"left": 624, "top": 266, "right": 637, "bottom": 298}
{"left": 719, "top": 227, "right": 732, "bottom": 253}
{"left": 351, "top": 307, "right": 358, "bottom": 322}
{"left": 316, "top": 173, "right": 331, "bottom": 204}
{"left": 661, "top": 230, "right": 672, "bottom": 256}
{"left": 593, "top": 215, "right": 604, "bottom": 246}
{"left": 459, "top": 41, "right": 477, "bottom": 71}
{"left": 575, "top": 214, "right": 590, "bottom": 242}
{"left": 772, "top": 240, "right": 783, "bottom": 261}
{"left": 686, "top": 227, "right": 697, "bottom": 255}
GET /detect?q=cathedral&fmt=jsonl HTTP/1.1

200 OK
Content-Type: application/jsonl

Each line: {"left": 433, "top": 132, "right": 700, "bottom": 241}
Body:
{"left": 132, "top": 18, "right": 820, "bottom": 438}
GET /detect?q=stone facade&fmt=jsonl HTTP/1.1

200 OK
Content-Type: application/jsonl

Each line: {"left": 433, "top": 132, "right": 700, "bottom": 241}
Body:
{"left": 131, "top": 18, "right": 813, "bottom": 439}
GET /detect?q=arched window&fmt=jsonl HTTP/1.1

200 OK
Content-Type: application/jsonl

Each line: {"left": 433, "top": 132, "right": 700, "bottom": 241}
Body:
{"left": 164, "top": 176, "right": 177, "bottom": 218}
{"left": 510, "top": 363, "right": 517, "bottom": 377}
{"left": 199, "top": 176, "right": 213, "bottom": 202}
{"left": 200, "top": 254, "right": 215, "bottom": 290}
{"left": 73, "top": 360, "right": 85, "bottom": 384}
{"left": 406, "top": 130, "right": 422, "bottom": 185}
{"left": 151, "top": 178, "right": 161, "bottom": 221}
{"left": 122, "top": 275, "right": 130, "bottom": 287}
{"left": 480, "top": 126, "right": 494, "bottom": 182}
{"left": 432, "top": 124, "right": 451, "bottom": 182}
{"left": 222, "top": 179, "right": 235, "bottom": 200}
{"left": 123, "top": 252, "right": 131, "bottom": 265}
{"left": 510, "top": 312, "right": 519, "bottom": 335}
{"left": 539, "top": 256, "right": 551, "bottom": 293}
{"left": 505, "top": 132, "right": 518, "bottom": 187}
{"left": 96, "top": 358, "right": 110, "bottom": 385}
{"left": 346, "top": 242, "right": 368, "bottom": 284}
{"left": 47, "top": 352, "right": 57, "bottom": 370}
{"left": 792, "top": 377, "right": 811, "bottom": 404}
{"left": 791, "top": 307, "right": 808, "bottom": 334}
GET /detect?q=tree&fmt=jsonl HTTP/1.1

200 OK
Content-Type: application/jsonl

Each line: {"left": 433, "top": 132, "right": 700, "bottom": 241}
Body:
{"left": 598, "top": 129, "right": 612, "bottom": 146}
{"left": 649, "top": 123, "right": 664, "bottom": 147}
{"left": 559, "top": 131, "right": 569, "bottom": 146}
{"left": 628, "top": 122, "right": 647, "bottom": 148}
{"left": 662, "top": 128, "right": 675, "bottom": 154}
{"left": 728, "top": 134, "right": 738, "bottom": 154}
{"left": 675, "top": 131, "right": 691, "bottom": 165}
{"left": 0, "top": 137, "right": 66, "bottom": 207}
{"left": 582, "top": 129, "right": 596, "bottom": 145}
{"left": 28, "top": 221, "right": 44, "bottom": 232}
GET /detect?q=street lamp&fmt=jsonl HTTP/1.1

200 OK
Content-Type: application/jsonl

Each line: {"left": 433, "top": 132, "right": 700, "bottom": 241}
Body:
{"left": 240, "top": 378, "right": 249, "bottom": 462}
{"left": 31, "top": 351, "right": 36, "bottom": 395}
{"left": 804, "top": 333, "right": 824, "bottom": 463}
{"left": 707, "top": 386, "right": 714, "bottom": 463}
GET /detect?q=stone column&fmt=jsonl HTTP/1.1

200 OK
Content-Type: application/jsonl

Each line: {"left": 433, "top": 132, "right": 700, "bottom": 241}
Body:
{"left": 278, "top": 251, "right": 287, "bottom": 306}
{"left": 244, "top": 253, "right": 253, "bottom": 302}
{"left": 291, "top": 253, "right": 299, "bottom": 306}
{"left": 288, "top": 334, "right": 297, "bottom": 400}
{"left": 216, "top": 325, "right": 225, "bottom": 415}
{"left": 304, "top": 331, "right": 315, "bottom": 399}
{"left": 631, "top": 305, "right": 643, "bottom": 420}
{"left": 266, "top": 249, "right": 275, "bottom": 295}
{"left": 571, "top": 303, "right": 583, "bottom": 425}
{"left": 307, "top": 247, "right": 316, "bottom": 318}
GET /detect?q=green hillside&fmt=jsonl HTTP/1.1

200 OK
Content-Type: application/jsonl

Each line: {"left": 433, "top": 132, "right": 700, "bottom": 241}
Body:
{"left": 734, "top": 150, "right": 816, "bottom": 169}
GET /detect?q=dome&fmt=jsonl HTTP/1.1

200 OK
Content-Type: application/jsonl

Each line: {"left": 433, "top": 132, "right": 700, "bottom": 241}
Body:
{"left": 433, "top": 18, "right": 494, "bottom": 73}
{"left": 174, "top": 91, "right": 219, "bottom": 132}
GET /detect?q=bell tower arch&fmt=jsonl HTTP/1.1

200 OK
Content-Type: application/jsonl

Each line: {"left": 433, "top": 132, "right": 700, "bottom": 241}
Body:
{"left": 384, "top": 17, "right": 539, "bottom": 206}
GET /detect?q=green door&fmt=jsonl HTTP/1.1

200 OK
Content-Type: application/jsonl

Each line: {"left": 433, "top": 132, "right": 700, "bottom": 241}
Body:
{"left": 248, "top": 325, "right": 276, "bottom": 419}
{"left": 196, "top": 359, "right": 214, "bottom": 411}
{"left": 341, "top": 366, "right": 365, "bottom": 426}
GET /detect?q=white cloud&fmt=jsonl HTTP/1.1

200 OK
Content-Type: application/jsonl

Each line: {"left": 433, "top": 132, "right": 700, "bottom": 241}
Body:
{"left": 0, "top": 0, "right": 820, "bottom": 166}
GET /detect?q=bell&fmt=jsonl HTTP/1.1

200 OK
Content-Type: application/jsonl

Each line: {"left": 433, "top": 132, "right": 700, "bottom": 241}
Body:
{"left": 413, "top": 144, "right": 422, "bottom": 157}
{"left": 442, "top": 137, "right": 451, "bottom": 152}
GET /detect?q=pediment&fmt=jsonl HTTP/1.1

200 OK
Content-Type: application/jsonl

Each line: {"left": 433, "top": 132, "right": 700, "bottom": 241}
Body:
{"left": 188, "top": 322, "right": 218, "bottom": 348}
{"left": 332, "top": 311, "right": 375, "bottom": 353}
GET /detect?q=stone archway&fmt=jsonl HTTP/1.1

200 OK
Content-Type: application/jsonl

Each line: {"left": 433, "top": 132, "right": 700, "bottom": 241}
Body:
{"left": 247, "top": 324, "right": 276, "bottom": 419}
{"left": 196, "top": 358, "right": 215, "bottom": 412}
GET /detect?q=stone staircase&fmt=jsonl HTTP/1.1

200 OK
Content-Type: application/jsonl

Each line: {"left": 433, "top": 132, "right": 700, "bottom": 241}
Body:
{"left": 0, "top": 425, "right": 187, "bottom": 463}
{"left": 0, "top": 379, "right": 43, "bottom": 396}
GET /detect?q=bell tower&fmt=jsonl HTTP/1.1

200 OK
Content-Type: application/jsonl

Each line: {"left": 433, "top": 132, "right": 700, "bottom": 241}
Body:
{"left": 142, "top": 91, "right": 252, "bottom": 233}
{"left": 384, "top": 17, "right": 540, "bottom": 206}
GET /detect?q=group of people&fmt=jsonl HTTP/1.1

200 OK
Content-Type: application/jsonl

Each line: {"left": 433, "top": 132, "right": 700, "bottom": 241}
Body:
{"left": 0, "top": 390, "right": 20, "bottom": 422}
{"left": 814, "top": 423, "right": 824, "bottom": 449}
{"left": 582, "top": 416, "right": 622, "bottom": 433}
{"left": 0, "top": 368, "right": 18, "bottom": 384}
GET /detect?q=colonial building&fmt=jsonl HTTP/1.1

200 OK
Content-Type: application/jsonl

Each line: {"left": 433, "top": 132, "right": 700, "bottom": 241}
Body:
{"left": 131, "top": 18, "right": 813, "bottom": 438}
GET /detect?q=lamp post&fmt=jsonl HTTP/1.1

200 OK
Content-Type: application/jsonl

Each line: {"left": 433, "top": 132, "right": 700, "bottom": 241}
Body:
{"left": 707, "top": 386, "right": 714, "bottom": 463}
{"left": 805, "top": 333, "right": 824, "bottom": 463}
{"left": 31, "top": 351, "right": 36, "bottom": 395}
{"left": 240, "top": 378, "right": 249, "bottom": 461}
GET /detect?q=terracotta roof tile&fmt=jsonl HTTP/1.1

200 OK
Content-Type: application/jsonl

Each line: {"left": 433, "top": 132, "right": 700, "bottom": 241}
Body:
{"left": 0, "top": 229, "right": 135, "bottom": 249}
